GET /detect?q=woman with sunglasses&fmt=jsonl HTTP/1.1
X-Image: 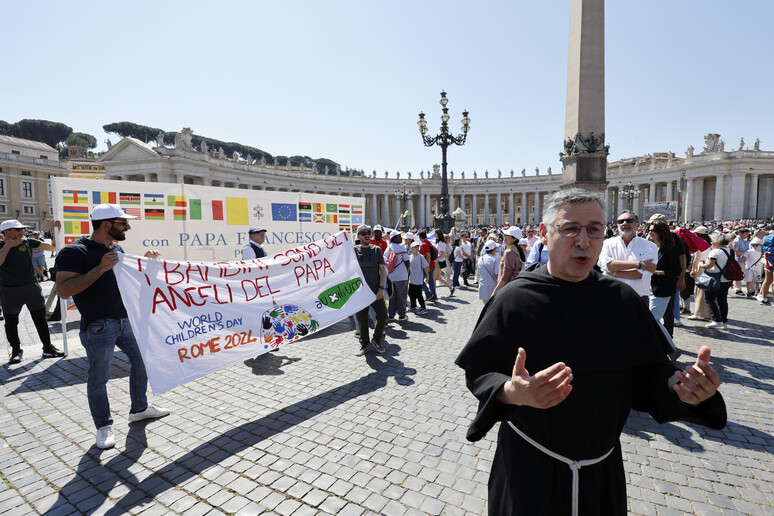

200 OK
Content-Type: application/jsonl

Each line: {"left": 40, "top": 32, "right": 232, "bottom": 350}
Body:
{"left": 647, "top": 222, "right": 682, "bottom": 338}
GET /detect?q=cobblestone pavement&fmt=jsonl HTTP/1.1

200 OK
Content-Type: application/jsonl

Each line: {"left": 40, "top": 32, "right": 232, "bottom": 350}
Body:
{"left": 1, "top": 279, "right": 772, "bottom": 515}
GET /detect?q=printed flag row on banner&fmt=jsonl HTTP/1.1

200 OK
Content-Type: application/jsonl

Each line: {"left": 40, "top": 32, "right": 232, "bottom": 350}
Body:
{"left": 61, "top": 188, "right": 255, "bottom": 240}
{"left": 287, "top": 201, "right": 363, "bottom": 228}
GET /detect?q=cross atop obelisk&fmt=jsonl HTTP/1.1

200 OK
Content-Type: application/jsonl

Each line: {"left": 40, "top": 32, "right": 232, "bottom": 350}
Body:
{"left": 560, "top": 0, "right": 609, "bottom": 192}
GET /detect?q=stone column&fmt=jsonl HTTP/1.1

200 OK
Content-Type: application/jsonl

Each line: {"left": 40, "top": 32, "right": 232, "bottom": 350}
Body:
{"left": 534, "top": 192, "right": 542, "bottom": 225}
{"left": 665, "top": 181, "right": 673, "bottom": 203}
{"left": 713, "top": 175, "right": 725, "bottom": 220}
{"left": 521, "top": 192, "right": 528, "bottom": 225}
{"left": 728, "top": 173, "right": 746, "bottom": 220}
{"left": 381, "top": 193, "right": 389, "bottom": 225}
{"left": 483, "top": 194, "right": 490, "bottom": 226}
{"left": 561, "top": 0, "right": 608, "bottom": 192}
{"left": 649, "top": 181, "right": 657, "bottom": 203}
{"left": 748, "top": 174, "right": 760, "bottom": 218}
{"left": 616, "top": 186, "right": 624, "bottom": 215}
{"left": 496, "top": 193, "right": 502, "bottom": 225}
{"left": 371, "top": 193, "right": 378, "bottom": 225}
{"left": 508, "top": 193, "right": 515, "bottom": 225}
{"left": 471, "top": 193, "right": 477, "bottom": 225}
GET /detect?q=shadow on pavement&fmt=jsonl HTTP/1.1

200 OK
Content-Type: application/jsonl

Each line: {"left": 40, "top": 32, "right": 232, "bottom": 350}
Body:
{"left": 45, "top": 356, "right": 416, "bottom": 515}
{"left": 5, "top": 356, "right": 130, "bottom": 395}
{"left": 675, "top": 349, "right": 774, "bottom": 395}
{"left": 243, "top": 353, "right": 301, "bottom": 376}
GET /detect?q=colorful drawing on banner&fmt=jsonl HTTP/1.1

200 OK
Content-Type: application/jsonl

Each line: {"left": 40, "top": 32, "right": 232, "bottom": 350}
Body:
{"left": 326, "top": 214, "right": 338, "bottom": 223}
{"left": 145, "top": 209, "right": 164, "bottom": 221}
{"left": 64, "top": 221, "right": 90, "bottom": 234}
{"left": 120, "top": 193, "right": 141, "bottom": 205}
{"left": 92, "top": 191, "right": 117, "bottom": 204}
{"left": 189, "top": 199, "right": 202, "bottom": 220}
{"left": 352, "top": 205, "right": 363, "bottom": 214}
{"left": 352, "top": 214, "right": 363, "bottom": 224}
{"left": 260, "top": 304, "right": 319, "bottom": 349}
{"left": 63, "top": 190, "right": 88, "bottom": 204}
{"left": 64, "top": 236, "right": 77, "bottom": 245}
{"left": 271, "top": 203, "right": 297, "bottom": 221}
{"left": 212, "top": 200, "right": 224, "bottom": 221}
{"left": 226, "top": 197, "right": 249, "bottom": 225}
{"left": 63, "top": 205, "right": 90, "bottom": 220}
{"left": 173, "top": 209, "right": 186, "bottom": 221}
{"left": 300, "top": 212, "right": 312, "bottom": 222}
{"left": 326, "top": 203, "right": 337, "bottom": 213}
{"left": 168, "top": 195, "right": 187, "bottom": 207}
{"left": 338, "top": 204, "right": 350, "bottom": 214}
{"left": 124, "top": 207, "right": 141, "bottom": 219}
{"left": 313, "top": 213, "right": 325, "bottom": 223}
{"left": 144, "top": 193, "right": 164, "bottom": 206}
{"left": 317, "top": 278, "right": 363, "bottom": 310}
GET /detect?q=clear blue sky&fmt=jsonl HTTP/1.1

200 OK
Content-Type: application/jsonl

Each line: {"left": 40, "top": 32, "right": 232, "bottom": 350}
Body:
{"left": 4, "top": 1, "right": 772, "bottom": 177}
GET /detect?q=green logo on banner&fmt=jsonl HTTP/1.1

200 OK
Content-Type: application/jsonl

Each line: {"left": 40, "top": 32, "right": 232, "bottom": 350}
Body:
{"left": 318, "top": 278, "right": 363, "bottom": 309}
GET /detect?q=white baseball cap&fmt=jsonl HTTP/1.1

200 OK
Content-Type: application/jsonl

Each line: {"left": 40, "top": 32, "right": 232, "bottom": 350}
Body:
{"left": 373, "top": 224, "right": 384, "bottom": 232}
{"left": 483, "top": 241, "right": 497, "bottom": 252}
{"left": 0, "top": 219, "right": 28, "bottom": 232}
{"left": 404, "top": 232, "right": 416, "bottom": 240}
{"left": 90, "top": 204, "right": 138, "bottom": 221}
{"left": 389, "top": 229, "right": 402, "bottom": 239}
{"left": 411, "top": 241, "right": 421, "bottom": 248}
{"left": 502, "top": 226, "right": 523, "bottom": 239}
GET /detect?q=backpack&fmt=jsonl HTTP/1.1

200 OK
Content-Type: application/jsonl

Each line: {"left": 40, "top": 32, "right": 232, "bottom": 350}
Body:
{"left": 763, "top": 235, "right": 774, "bottom": 265}
{"left": 384, "top": 248, "right": 406, "bottom": 274}
{"left": 721, "top": 249, "right": 744, "bottom": 281}
{"left": 427, "top": 242, "right": 438, "bottom": 262}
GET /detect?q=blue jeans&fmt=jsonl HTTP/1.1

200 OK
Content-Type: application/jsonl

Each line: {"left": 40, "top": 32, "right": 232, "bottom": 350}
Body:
{"left": 452, "top": 261, "right": 462, "bottom": 287}
{"left": 422, "top": 271, "right": 437, "bottom": 298}
{"left": 80, "top": 318, "right": 148, "bottom": 429}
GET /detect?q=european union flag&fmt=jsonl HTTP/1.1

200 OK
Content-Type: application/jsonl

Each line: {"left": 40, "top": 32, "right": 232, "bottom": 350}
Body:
{"left": 271, "top": 203, "right": 297, "bottom": 221}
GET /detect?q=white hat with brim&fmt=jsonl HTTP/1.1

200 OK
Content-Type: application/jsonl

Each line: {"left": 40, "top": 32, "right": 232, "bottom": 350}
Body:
{"left": 503, "top": 226, "right": 523, "bottom": 239}
{"left": 405, "top": 232, "right": 416, "bottom": 240}
{"left": 411, "top": 241, "right": 421, "bottom": 248}
{"left": 0, "top": 219, "right": 28, "bottom": 232}
{"left": 389, "top": 229, "right": 402, "bottom": 239}
{"left": 90, "top": 204, "right": 138, "bottom": 221}
{"left": 483, "top": 241, "right": 497, "bottom": 252}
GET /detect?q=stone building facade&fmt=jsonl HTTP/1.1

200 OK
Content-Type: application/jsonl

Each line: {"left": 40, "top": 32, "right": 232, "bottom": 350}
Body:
{"left": 97, "top": 132, "right": 774, "bottom": 227}
{"left": 0, "top": 135, "right": 69, "bottom": 229}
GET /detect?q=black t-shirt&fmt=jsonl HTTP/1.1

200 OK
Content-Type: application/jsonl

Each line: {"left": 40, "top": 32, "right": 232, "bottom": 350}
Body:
{"left": 354, "top": 244, "right": 384, "bottom": 294}
{"left": 0, "top": 238, "right": 41, "bottom": 287}
{"left": 54, "top": 237, "right": 128, "bottom": 328}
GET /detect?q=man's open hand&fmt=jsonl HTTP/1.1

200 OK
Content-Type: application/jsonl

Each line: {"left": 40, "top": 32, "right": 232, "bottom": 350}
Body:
{"left": 498, "top": 348, "right": 573, "bottom": 409}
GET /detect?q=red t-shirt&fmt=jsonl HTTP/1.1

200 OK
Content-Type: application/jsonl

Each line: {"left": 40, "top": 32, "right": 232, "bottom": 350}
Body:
{"left": 419, "top": 240, "right": 436, "bottom": 269}
{"left": 370, "top": 237, "right": 388, "bottom": 253}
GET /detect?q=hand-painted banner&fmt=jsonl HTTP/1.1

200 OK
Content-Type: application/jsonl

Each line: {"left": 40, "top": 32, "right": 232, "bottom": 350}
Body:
{"left": 113, "top": 231, "right": 375, "bottom": 394}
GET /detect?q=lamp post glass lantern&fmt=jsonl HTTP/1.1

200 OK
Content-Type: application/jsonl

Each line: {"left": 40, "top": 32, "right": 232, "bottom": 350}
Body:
{"left": 418, "top": 91, "right": 470, "bottom": 233}
{"left": 620, "top": 182, "right": 641, "bottom": 212}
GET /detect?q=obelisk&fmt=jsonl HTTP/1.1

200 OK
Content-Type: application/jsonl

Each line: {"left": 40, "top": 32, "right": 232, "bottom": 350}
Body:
{"left": 560, "top": 0, "right": 608, "bottom": 192}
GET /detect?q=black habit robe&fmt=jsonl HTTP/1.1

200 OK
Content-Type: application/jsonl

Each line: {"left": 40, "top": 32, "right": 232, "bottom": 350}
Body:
{"left": 455, "top": 266, "right": 726, "bottom": 516}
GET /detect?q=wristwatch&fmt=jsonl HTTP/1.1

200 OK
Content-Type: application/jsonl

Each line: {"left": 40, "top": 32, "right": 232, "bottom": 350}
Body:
{"left": 636, "top": 261, "right": 643, "bottom": 270}
{"left": 378, "top": 286, "right": 385, "bottom": 290}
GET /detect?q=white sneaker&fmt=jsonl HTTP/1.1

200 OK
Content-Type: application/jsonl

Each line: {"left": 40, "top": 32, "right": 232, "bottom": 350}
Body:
{"left": 96, "top": 425, "right": 115, "bottom": 449}
{"left": 705, "top": 321, "right": 722, "bottom": 328}
{"left": 128, "top": 405, "right": 170, "bottom": 422}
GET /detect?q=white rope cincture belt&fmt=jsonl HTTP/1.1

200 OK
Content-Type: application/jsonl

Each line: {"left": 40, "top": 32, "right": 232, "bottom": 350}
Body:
{"left": 508, "top": 421, "right": 614, "bottom": 516}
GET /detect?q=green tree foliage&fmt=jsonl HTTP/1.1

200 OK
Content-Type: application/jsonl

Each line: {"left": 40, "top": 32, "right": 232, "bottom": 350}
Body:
{"left": 103, "top": 121, "right": 345, "bottom": 174}
{"left": 65, "top": 132, "right": 97, "bottom": 149}
{"left": 0, "top": 120, "right": 16, "bottom": 136}
{"left": 14, "top": 119, "right": 72, "bottom": 148}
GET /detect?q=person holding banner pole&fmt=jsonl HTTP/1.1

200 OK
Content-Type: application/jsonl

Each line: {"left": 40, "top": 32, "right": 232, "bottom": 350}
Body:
{"left": 354, "top": 224, "right": 388, "bottom": 356}
{"left": 55, "top": 204, "right": 170, "bottom": 450}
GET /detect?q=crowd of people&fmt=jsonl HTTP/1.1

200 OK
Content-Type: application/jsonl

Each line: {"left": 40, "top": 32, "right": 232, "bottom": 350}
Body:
{"left": 351, "top": 212, "right": 774, "bottom": 356}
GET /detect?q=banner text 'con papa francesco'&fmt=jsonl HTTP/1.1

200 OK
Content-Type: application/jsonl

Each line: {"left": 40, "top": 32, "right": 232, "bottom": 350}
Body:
{"left": 139, "top": 232, "right": 350, "bottom": 314}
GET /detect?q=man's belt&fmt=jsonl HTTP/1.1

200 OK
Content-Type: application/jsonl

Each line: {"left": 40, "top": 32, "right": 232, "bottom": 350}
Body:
{"left": 508, "top": 421, "right": 614, "bottom": 516}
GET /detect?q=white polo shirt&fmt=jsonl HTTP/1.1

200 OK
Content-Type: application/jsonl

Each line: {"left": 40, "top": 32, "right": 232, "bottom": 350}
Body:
{"left": 598, "top": 236, "right": 658, "bottom": 296}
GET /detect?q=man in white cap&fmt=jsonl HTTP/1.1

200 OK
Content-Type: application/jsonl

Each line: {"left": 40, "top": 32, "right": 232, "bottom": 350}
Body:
{"left": 370, "top": 224, "right": 388, "bottom": 253}
{"left": 55, "top": 204, "right": 169, "bottom": 449}
{"left": 242, "top": 226, "right": 267, "bottom": 260}
{"left": 0, "top": 219, "right": 63, "bottom": 364}
{"left": 492, "top": 226, "right": 523, "bottom": 295}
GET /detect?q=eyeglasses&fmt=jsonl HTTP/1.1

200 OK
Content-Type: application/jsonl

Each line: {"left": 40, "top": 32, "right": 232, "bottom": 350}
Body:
{"left": 554, "top": 223, "right": 605, "bottom": 239}
{"left": 359, "top": 232, "right": 371, "bottom": 236}
{"left": 617, "top": 217, "right": 636, "bottom": 224}
{"left": 110, "top": 219, "right": 129, "bottom": 226}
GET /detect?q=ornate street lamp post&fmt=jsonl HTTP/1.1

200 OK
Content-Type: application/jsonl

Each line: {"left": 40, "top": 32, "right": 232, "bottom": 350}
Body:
{"left": 417, "top": 91, "right": 470, "bottom": 233}
{"left": 619, "top": 182, "right": 641, "bottom": 212}
{"left": 394, "top": 184, "right": 414, "bottom": 230}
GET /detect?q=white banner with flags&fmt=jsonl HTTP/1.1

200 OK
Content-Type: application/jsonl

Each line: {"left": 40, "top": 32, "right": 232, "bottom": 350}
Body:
{"left": 113, "top": 231, "right": 375, "bottom": 394}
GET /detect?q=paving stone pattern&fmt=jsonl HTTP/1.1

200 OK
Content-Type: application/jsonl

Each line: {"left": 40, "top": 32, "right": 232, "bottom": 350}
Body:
{"left": 1, "top": 280, "right": 772, "bottom": 515}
